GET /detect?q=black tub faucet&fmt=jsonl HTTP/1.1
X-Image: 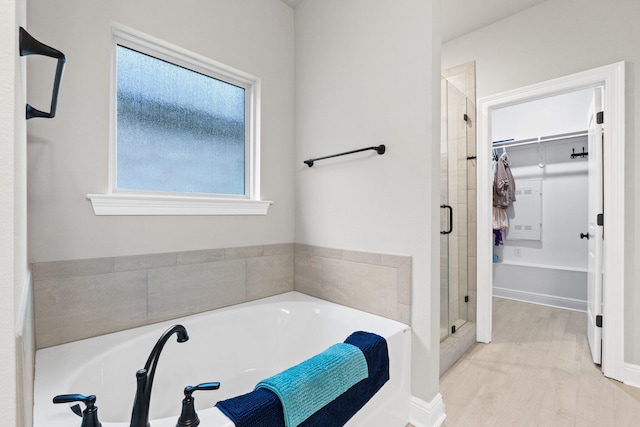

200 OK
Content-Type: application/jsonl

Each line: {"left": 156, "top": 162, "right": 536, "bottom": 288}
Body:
{"left": 130, "top": 324, "right": 189, "bottom": 427}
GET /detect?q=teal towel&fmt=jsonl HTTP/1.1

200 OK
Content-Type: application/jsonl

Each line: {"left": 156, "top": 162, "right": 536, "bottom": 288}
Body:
{"left": 255, "top": 343, "right": 368, "bottom": 427}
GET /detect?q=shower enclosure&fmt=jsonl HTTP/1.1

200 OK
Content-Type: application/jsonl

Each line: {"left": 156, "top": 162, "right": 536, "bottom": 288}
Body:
{"left": 440, "top": 75, "right": 475, "bottom": 342}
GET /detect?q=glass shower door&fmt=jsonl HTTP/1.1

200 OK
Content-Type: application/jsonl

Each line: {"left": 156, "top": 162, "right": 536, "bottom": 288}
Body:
{"left": 440, "top": 78, "right": 450, "bottom": 341}
{"left": 440, "top": 77, "right": 469, "bottom": 341}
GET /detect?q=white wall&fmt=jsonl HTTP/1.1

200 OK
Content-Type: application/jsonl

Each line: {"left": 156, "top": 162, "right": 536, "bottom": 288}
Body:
{"left": 26, "top": 0, "right": 296, "bottom": 263}
{"left": 1, "top": 0, "right": 28, "bottom": 425}
{"left": 492, "top": 88, "right": 593, "bottom": 141}
{"left": 295, "top": 0, "right": 441, "bottom": 403}
{"left": 442, "top": 0, "right": 640, "bottom": 364}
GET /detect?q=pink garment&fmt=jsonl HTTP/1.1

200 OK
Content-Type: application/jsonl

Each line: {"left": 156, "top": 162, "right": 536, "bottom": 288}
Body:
{"left": 492, "top": 207, "right": 508, "bottom": 230}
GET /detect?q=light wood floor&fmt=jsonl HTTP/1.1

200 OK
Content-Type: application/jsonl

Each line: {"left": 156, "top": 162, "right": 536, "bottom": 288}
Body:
{"left": 439, "top": 298, "right": 640, "bottom": 426}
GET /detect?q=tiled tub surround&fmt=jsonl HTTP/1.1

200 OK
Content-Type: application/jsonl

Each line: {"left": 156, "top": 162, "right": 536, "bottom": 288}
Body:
{"left": 294, "top": 244, "right": 411, "bottom": 325}
{"left": 33, "top": 244, "right": 295, "bottom": 349}
{"left": 33, "top": 244, "right": 411, "bottom": 349}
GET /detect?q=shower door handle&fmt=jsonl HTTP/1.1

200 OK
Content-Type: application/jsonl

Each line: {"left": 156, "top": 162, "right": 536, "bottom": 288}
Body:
{"left": 441, "top": 204, "right": 453, "bottom": 235}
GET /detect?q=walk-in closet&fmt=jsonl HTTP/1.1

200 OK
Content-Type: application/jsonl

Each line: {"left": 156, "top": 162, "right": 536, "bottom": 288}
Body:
{"left": 491, "top": 88, "right": 596, "bottom": 312}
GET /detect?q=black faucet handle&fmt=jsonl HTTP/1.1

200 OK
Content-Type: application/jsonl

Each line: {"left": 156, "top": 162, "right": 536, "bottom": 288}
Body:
{"left": 53, "top": 394, "right": 102, "bottom": 427}
{"left": 177, "top": 382, "right": 221, "bottom": 427}
{"left": 184, "top": 382, "right": 221, "bottom": 396}
{"left": 53, "top": 394, "right": 97, "bottom": 406}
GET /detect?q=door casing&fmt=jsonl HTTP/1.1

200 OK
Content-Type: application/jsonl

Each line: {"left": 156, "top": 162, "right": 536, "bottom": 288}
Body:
{"left": 476, "top": 62, "right": 627, "bottom": 383}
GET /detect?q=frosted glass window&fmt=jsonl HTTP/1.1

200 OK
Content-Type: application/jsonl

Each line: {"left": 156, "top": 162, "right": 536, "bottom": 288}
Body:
{"left": 116, "top": 45, "right": 246, "bottom": 195}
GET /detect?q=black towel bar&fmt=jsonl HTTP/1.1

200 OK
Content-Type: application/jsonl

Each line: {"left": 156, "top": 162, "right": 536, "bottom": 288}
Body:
{"left": 19, "top": 27, "right": 66, "bottom": 119}
{"left": 304, "top": 145, "right": 386, "bottom": 167}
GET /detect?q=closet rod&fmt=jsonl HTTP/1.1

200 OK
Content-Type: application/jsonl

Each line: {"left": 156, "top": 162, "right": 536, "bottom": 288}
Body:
{"left": 492, "top": 130, "right": 588, "bottom": 149}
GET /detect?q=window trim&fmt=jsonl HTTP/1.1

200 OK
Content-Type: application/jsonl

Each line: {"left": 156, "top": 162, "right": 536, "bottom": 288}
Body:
{"left": 87, "top": 23, "right": 271, "bottom": 216}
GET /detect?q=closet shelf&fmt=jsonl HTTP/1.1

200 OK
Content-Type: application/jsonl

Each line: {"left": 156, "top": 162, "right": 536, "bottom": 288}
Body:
{"left": 492, "top": 130, "right": 588, "bottom": 149}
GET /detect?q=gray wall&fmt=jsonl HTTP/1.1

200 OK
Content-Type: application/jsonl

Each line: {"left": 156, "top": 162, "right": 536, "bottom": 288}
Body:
{"left": 294, "top": 0, "right": 441, "bottom": 403}
{"left": 25, "top": 0, "right": 442, "bottom": 412}
{"left": 26, "top": 0, "right": 296, "bottom": 263}
{"left": 442, "top": 0, "right": 640, "bottom": 363}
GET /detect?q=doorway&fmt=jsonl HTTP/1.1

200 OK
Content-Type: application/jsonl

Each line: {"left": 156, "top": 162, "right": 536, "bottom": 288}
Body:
{"left": 476, "top": 62, "right": 627, "bottom": 383}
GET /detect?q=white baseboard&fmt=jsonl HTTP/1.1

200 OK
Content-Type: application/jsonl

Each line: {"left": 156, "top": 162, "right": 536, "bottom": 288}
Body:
{"left": 409, "top": 394, "right": 446, "bottom": 427}
{"left": 493, "top": 286, "right": 587, "bottom": 312}
{"left": 624, "top": 362, "right": 640, "bottom": 388}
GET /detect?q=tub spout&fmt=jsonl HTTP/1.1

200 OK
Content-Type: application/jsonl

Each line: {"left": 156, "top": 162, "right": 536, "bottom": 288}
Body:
{"left": 130, "top": 324, "right": 189, "bottom": 427}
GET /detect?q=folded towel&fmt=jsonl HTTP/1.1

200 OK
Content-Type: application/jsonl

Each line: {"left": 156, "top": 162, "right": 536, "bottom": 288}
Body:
{"left": 215, "top": 388, "right": 284, "bottom": 427}
{"left": 255, "top": 342, "right": 368, "bottom": 427}
{"left": 298, "top": 331, "right": 390, "bottom": 427}
{"left": 215, "top": 331, "right": 389, "bottom": 427}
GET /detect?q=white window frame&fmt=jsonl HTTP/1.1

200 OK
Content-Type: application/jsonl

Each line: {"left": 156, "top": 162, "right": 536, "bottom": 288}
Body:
{"left": 87, "top": 23, "right": 271, "bottom": 215}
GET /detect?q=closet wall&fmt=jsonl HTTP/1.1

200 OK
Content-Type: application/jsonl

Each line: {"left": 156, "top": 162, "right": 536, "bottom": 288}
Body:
{"left": 491, "top": 89, "right": 593, "bottom": 311}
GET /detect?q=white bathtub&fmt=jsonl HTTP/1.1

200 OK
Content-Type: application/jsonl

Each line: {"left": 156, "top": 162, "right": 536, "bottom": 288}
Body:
{"left": 34, "top": 292, "right": 411, "bottom": 427}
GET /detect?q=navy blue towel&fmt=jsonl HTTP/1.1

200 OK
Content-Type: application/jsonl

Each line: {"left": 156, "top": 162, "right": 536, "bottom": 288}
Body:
{"left": 215, "top": 331, "right": 390, "bottom": 427}
{"left": 299, "top": 331, "right": 390, "bottom": 427}
{"left": 215, "top": 387, "right": 284, "bottom": 427}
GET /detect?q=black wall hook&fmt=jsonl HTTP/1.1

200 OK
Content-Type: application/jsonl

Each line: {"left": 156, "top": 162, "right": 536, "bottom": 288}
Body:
{"left": 570, "top": 147, "right": 588, "bottom": 159}
{"left": 19, "top": 27, "right": 66, "bottom": 119}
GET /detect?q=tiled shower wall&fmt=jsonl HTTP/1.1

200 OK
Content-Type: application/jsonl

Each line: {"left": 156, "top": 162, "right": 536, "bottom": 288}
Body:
{"left": 33, "top": 244, "right": 411, "bottom": 349}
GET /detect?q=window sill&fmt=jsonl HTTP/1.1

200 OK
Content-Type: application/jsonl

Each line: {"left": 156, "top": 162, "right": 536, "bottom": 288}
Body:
{"left": 86, "top": 193, "right": 272, "bottom": 216}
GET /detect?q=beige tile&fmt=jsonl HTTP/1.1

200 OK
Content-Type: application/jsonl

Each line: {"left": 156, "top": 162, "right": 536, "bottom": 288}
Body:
{"left": 381, "top": 253, "right": 410, "bottom": 268}
{"left": 457, "top": 267, "right": 468, "bottom": 305}
{"left": 225, "top": 245, "right": 264, "bottom": 260}
{"left": 147, "top": 259, "right": 246, "bottom": 322}
{"left": 246, "top": 254, "right": 294, "bottom": 300}
{"left": 397, "top": 259, "right": 412, "bottom": 305}
{"left": 456, "top": 138, "right": 468, "bottom": 160}
{"left": 467, "top": 160, "right": 476, "bottom": 191}
{"left": 316, "top": 257, "right": 398, "bottom": 320}
{"left": 467, "top": 190, "right": 477, "bottom": 222}
{"left": 457, "top": 171, "right": 468, "bottom": 198}
{"left": 32, "top": 257, "right": 114, "bottom": 280}
{"left": 397, "top": 303, "right": 411, "bottom": 325}
{"left": 448, "top": 236, "right": 459, "bottom": 269}
{"left": 34, "top": 270, "right": 148, "bottom": 348}
{"left": 454, "top": 203, "right": 468, "bottom": 237}
{"left": 467, "top": 290, "right": 477, "bottom": 322}
{"left": 342, "top": 249, "right": 381, "bottom": 265}
{"left": 465, "top": 87, "right": 476, "bottom": 102}
{"left": 263, "top": 243, "right": 294, "bottom": 256}
{"left": 458, "top": 241, "right": 468, "bottom": 270}
{"left": 177, "top": 248, "right": 225, "bottom": 265}
{"left": 312, "top": 246, "right": 343, "bottom": 260}
{"left": 114, "top": 252, "right": 176, "bottom": 271}
{"left": 293, "top": 254, "right": 324, "bottom": 297}
{"left": 446, "top": 73, "right": 466, "bottom": 95}
{"left": 294, "top": 243, "right": 314, "bottom": 256}
{"left": 468, "top": 256, "right": 477, "bottom": 291}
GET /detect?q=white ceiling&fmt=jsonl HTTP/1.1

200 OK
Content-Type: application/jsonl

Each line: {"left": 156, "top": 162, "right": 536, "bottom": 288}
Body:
{"left": 279, "top": 0, "right": 547, "bottom": 43}
{"left": 441, "top": 0, "right": 547, "bottom": 42}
